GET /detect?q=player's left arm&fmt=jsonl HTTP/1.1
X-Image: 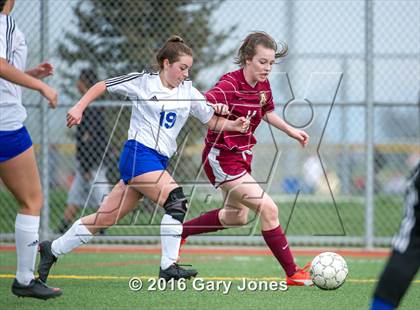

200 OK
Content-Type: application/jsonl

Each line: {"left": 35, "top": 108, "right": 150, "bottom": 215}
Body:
{"left": 264, "top": 111, "right": 309, "bottom": 147}
{"left": 26, "top": 62, "right": 54, "bottom": 79}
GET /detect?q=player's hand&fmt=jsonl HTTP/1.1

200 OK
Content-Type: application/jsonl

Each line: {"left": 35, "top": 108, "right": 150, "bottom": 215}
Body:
{"left": 232, "top": 116, "right": 250, "bottom": 133}
{"left": 30, "top": 62, "right": 54, "bottom": 79}
{"left": 289, "top": 128, "right": 309, "bottom": 147}
{"left": 67, "top": 105, "right": 84, "bottom": 128}
{"left": 39, "top": 84, "right": 58, "bottom": 109}
{"left": 211, "top": 103, "right": 229, "bottom": 115}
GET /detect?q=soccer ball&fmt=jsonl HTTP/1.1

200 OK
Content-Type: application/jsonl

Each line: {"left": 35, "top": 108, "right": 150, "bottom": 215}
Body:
{"left": 310, "top": 252, "right": 348, "bottom": 290}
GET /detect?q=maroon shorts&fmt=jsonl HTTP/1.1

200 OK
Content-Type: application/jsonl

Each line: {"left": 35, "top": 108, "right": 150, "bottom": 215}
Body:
{"left": 202, "top": 146, "right": 253, "bottom": 188}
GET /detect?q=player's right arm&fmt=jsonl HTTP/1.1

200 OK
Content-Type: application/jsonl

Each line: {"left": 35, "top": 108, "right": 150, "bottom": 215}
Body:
{"left": 67, "top": 72, "right": 143, "bottom": 128}
{"left": 67, "top": 81, "right": 106, "bottom": 128}
{"left": 0, "top": 57, "right": 57, "bottom": 108}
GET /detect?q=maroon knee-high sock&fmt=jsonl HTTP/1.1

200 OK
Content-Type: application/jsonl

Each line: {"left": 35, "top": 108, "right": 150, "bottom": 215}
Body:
{"left": 262, "top": 225, "right": 297, "bottom": 277}
{"left": 182, "top": 209, "right": 225, "bottom": 239}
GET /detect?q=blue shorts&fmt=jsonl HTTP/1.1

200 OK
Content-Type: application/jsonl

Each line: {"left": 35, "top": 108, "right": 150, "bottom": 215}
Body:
{"left": 119, "top": 140, "right": 169, "bottom": 184}
{"left": 0, "top": 126, "right": 33, "bottom": 163}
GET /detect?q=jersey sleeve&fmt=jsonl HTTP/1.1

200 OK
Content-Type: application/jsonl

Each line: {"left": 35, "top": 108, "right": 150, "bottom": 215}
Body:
{"left": 205, "top": 78, "right": 237, "bottom": 105}
{"left": 105, "top": 72, "right": 144, "bottom": 98}
{"left": 189, "top": 87, "right": 214, "bottom": 124}
{"left": 0, "top": 16, "right": 15, "bottom": 61}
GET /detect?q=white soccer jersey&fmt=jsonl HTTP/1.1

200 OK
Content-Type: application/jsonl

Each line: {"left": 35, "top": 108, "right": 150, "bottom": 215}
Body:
{"left": 0, "top": 14, "right": 28, "bottom": 131}
{"left": 105, "top": 72, "right": 214, "bottom": 158}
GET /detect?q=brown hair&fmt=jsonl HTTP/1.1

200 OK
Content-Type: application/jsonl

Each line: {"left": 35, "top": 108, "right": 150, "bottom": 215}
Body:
{"left": 155, "top": 35, "right": 193, "bottom": 70}
{"left": 0, "top": 0, "right": 7, "bottom": 11}
{"left": 234, "top": 31, "right": 288, "bottom": 67}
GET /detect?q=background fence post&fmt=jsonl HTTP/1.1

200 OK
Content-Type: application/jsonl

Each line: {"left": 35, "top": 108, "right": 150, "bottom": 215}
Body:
{"left": 365, "top": 0, "right": 375, "bottom": 249}
{"left": 40, "top": 0, "right": 50, "bottom": 241}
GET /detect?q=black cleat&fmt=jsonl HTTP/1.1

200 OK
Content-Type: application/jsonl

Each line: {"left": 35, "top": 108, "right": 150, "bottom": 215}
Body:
{"left": 159, "top": 263, "right": 198, "bottom": 281}
{"left": 11, "top": 278, "right": 62, "bottom": 300}
{"left": 37, "top": 241, "right": 57, "bottom": 283}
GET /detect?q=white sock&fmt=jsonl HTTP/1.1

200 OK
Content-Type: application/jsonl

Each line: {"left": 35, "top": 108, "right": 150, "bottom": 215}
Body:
{"left": 51, "top": 219, "right": 93, "bottom": 257}
{"left": 15, "top": 214, "right": 40, "bottom": 285}
{"left": 160, "top": 214, "right": 182, "bottom": 270}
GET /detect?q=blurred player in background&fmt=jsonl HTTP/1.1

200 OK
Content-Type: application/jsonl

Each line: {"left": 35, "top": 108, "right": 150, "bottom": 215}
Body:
{"left": 37, "top": 35, "right": 249, "bottom": 283}
{"left": 371, "top": 162, "right": 420, "bottom": 309}
{"left": 57, "top": 68, "right": 110, "bottom": 234}
{"left": 0, "top": 0, "right": 62, "bottom": 299}
{"left": 180, "top": 31, "right": 313, "bottom": 286}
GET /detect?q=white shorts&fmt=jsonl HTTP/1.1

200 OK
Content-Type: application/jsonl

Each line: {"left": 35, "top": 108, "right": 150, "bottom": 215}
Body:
{"left": 66, "top": 166, "right": 110, "bottom": 208}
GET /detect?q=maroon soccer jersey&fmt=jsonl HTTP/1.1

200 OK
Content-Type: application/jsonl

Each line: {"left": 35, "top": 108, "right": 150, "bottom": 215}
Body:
{"left": 204, "top": 69, "right": 275, "bottom": 151}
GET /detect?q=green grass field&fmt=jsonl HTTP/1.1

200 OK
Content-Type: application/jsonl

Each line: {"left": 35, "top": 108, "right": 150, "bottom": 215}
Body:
{"left": 1, "top": 246, "right": 419, "bottom": 310}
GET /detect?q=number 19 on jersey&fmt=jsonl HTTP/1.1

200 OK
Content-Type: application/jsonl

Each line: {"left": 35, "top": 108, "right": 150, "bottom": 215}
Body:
{"left": 159, "top": 111, "right": 177, "bottom": 129}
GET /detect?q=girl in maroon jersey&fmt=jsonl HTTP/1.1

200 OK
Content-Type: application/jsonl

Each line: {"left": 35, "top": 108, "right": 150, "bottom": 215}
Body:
{"left": 181, "top": 31, "right": 312, "bottom": 286}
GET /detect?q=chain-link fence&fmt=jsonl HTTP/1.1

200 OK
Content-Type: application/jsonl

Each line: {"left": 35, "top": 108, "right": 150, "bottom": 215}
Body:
{"left": 1, "top": 0, "right": 419, "bottom": 247}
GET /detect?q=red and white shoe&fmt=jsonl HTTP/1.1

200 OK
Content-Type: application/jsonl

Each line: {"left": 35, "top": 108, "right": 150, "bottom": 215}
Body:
{"left": 286, "top": 262, "right": 313, "bottom": 286}
{"left": 176, "top": 238, "right": 187, "bottom": 263}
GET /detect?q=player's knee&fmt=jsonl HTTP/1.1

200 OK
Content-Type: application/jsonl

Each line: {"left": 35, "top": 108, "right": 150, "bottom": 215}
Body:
{"left": 19, "top": 192, "right": 43, "bottom": 214}
{"left": 260, "top": 203, "right": 278, "bottom": 224}
{"left": 163, "top": 187, "right": 188, "bottom": 223}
